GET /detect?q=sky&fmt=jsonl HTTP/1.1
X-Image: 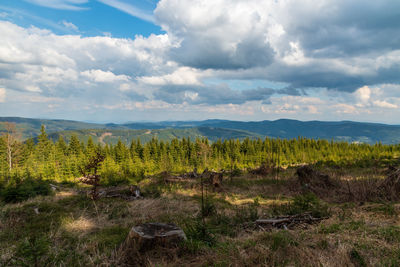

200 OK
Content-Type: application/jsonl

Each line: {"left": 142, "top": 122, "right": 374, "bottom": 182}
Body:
{"left": 0, "top": 0, "right": 399, "bottom": 124}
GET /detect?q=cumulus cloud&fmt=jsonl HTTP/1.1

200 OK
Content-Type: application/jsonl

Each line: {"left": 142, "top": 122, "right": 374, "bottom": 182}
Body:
{"left": 154, "top": 0, "right": 400, "bottom": 92}
{"left": 353, "top": 85, "right": 398, "bottom": 109}
{"left": 0, "top": 21, "right": 171, "bottom": 100}
{"left": 2, "top": 0, "right": 400, "bottom": 123}
{"left": 372, "top": 100, "right": 397, "bottom": 109}
{"left": 81, "top": 69, "right": 129, "bottom": 83}
{"left": 138, "top": 67, "right": 203, "bottom": 86}
{"left": 155, "top": 0, "right": 276, "bottom": 70}
{"left": 355, "top": 86, "right": 371, "bottom": 104}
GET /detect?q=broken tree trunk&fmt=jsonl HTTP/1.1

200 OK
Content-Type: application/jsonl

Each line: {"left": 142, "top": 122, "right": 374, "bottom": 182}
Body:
{"left": 122, "top": 223, "right": 186, "bottom": 252}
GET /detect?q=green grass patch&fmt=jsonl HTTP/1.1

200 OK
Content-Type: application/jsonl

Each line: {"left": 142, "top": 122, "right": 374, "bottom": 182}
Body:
{"left": 270, "top": 192, "right": 330, "bottom": 218}
{"left": 376, "top": 226, "right": 400, "bottom": 243}
{"left": 263, "top": 231, "right": 298, "bottom": 251}
{"left": 365, "top": 203, "right": 397, "bottom": 216}
{"left": 89, "top": 226, "right": 130, "bottom": 252}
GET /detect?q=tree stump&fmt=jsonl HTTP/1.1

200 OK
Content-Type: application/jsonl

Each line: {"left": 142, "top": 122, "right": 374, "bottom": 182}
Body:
{"left": 123, "top": 223, "right": 186, "bottom": 253}
{"left": 296, "top": 165, "right": 334, "bottom": 188}
{"left": 209, "top": 172, "right": 223, "bottom": 188}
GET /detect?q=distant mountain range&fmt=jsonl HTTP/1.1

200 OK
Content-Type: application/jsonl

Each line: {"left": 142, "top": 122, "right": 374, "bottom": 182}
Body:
{"left": 1, "top": 117, "right": 400, "bottom": 144}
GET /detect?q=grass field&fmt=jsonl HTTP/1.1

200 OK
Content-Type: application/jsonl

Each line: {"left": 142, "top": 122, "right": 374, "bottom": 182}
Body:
{"left": 1, "top": 166, "right": 400, "bottom": 266}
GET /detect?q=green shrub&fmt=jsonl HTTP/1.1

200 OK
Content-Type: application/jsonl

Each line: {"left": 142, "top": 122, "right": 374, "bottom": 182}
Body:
{"left": 183, "top": 218, "right": 216, "bottom": 247}
{"left": 349, "top": 248, "right": 367, "bottom": 267}
{"left": 100, "top": 172, "right": 129, "bottom": 186}
{"left": 270, "top": 192, "right": 330, "bottom": 218}
{"left": 264, "top": 231, "right": 298, "bottom": 251}
{"left": 0, "top": 178, "right": 53, "bottom": 203}
{"left": 231, "top": 167, "right": 242, "bottom": 177}
{"left": 14, "top": 236, "right": 52, "bottom": 267}
{"left": 201, "top": 196, "right": 217, "bottom": 218}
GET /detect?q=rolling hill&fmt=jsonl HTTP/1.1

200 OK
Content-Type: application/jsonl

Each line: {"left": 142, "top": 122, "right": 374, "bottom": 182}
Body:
{"left": 1, "top": 117, "right": 400, "bottom": 144}
{"left": 46, "top": 127, "right": 263, "bottom": 145}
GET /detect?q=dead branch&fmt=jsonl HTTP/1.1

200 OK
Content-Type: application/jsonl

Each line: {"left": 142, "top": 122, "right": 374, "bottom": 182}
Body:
{"left": 256, "top": 212, "right": 328, "bottom": 230}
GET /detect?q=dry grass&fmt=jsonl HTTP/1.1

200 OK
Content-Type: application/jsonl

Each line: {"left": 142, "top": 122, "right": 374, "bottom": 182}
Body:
{"left": 2, "top": 166, "right": 400, "bottom": 266}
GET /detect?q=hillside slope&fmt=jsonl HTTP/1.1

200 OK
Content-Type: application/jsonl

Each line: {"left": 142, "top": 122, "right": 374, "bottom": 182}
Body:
{"left": 1, "top": 117, "right": 400, "bottom": 144}
{"left": 46, "top": 127, "right": 263, "bottom": 144}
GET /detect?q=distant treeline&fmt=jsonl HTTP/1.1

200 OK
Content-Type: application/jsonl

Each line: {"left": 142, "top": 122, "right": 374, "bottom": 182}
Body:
{"left": 1, "top": 124, "right": 399, "bottom": 185}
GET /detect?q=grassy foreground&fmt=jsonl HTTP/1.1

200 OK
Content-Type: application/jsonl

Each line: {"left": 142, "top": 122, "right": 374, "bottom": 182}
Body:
{"left": 1, "top": 167, "right": 400, "bottom": 266}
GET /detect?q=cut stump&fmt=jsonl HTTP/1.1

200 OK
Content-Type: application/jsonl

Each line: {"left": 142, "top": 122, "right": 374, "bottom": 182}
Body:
{"left": 123, "top": 223, "right": 186, "bottom": 253}
{"left": 296, "top": 165, "right": 334, "bottom": 189}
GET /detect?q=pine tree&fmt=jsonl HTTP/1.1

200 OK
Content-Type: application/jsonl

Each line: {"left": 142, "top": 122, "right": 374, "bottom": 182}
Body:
{"left": 37, "top": 125, "right": 51, "bottom": 162}
{"left": 56, "top": 136, "right": 67, "bottom": 155}
{"left": 69, "top": 135, "right": 81, "bottom": 155}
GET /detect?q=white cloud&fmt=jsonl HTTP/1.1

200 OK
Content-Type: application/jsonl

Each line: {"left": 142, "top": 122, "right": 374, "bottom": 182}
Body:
{"left": 25, "top": 85, "right": 42, "bottom": 92}
{"left": 354, "top": 86, "right": 371, "bottom": 104}
{"left": 307, "top": 105, "right": 319, "bottom": 114}
{"left": 138, "top": 67, "right": 202, "bottom": 86}
{"left": 0, "top": 21, "right": 171, "bottom": 98}
{"left": 155, "top": 0, "right": 400, "bottom": 91}
{"left": 333, "top": 104, "right": 357, "bottom": 114}
{"left": 24, "top": 0, "right": 88, "bottom": 10}
{"left": 2, "top": 0, "right": 400, "bottom": 123}
{"left": 372, "top": 100, "right": 398, "bottom": 109}
{"left": 352, "top": 85, "right": 398, "bottom": 109}
{"left": 62, "top": 20, "right": 79, "bottom": 31}
{"left": 282, "top": 42, "right": 308, "bottom": 66}
{"left": 97, "top": 0, "right": 155, "bottom": 23}
{"left": 81, "top": 69, "right": 129, "bottom": 83}
{"left": 0, "top": 88, "right": 5, "bottom": 102}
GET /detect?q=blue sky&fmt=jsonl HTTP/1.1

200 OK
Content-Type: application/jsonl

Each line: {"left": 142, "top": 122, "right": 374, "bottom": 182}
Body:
{"left": 0, "top": 0, "right": 400, "bottom": 123}
{"left": 0, "top": 0, "right": 161, "bottom": 37}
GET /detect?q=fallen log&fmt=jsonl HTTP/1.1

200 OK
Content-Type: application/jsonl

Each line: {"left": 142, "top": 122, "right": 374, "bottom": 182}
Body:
{"left": 256, "top": 212, "right": 327, "bottom": 230}
{"left": 80, "top": 185, "right": 143, "bottom": 200}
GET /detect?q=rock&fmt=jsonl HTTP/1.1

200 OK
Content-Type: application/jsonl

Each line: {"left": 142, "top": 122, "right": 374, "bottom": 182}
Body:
{"left": 123, "top": 223, "right": 186, "bottom": 252}
{"left": 129, "top": 185, "right": 141, "bottom": 198}
{"left": 49, "top": 184, "right": 59, "bottom": 191}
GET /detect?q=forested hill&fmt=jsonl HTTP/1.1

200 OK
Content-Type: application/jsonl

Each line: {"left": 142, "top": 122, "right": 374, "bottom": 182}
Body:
{"left": 46, "top": 127, "right": 263, "bottom": 145}
{"left": 1, "top": 117, "right": 400, "bottom": 144}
